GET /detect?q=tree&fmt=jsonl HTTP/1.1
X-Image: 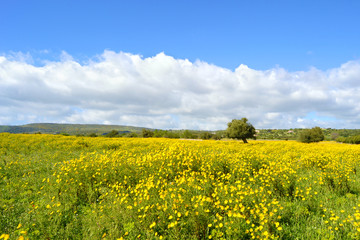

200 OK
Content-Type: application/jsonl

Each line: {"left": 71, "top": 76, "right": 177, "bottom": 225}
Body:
{"left": 105, "top": 130, "right": 119, "bottom": 138}
{"left": 163, "top": 131, "right": 180, "bottom": 139}
{"left": 212, "top": 131, "right": 224, "bottom": 140}
{"left": 142, "top": 129, "right": 154, "bottom": 138}
{"left": 88, "top": 133, "right": 98, "bottom": 137}
{"left": 153, "top": 130, "right": 165, "bottom": 138}
{"left": 330, "top": 132, "right": 340, "bottom": 140}
{"left": 226, "top": 118, "right": 256, "bottom": 143}
{"left": 125, "top": 132, "right": 139, "bottom": 138}
{"left": 182, "top": 130, "right": 195, "bottom": 139}
{"left": 200, "top": 131, "right": 212, "bottom": 140}
{"left": 298, "top": 126, "right": 324, "bottom": 143}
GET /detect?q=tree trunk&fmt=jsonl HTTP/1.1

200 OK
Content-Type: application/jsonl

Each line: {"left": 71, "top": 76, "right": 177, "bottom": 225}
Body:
{"left": 242, "top": 138, "right": 248, "bottom": 143}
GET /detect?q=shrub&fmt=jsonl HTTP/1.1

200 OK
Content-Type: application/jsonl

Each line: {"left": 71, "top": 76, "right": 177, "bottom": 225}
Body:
{"left": 163, "top": 131, "right": 180, "bottom": 139}
{"left": 298, "top": 127, "right": 324, "bottom": 143}
{"left": 336, "top": 135, "right": 360, "bottom": 144}
{"left": 142, "top": 129, "right": 154, "bottom": 138}
{"left": 126, "top": 132, "right": 139, "bottom": 138}
{"left": 182, "top": 130, "right": 196, "bottom": 139}
{"left": 88, "top": 133, "right": 98, "bottom": 137}
{"left": 211, "top": 132, "right": 223, "bottom": 140}
{"left": 153, "top": 130, "right": 165, "bottom": 138}
{"left": 105, "top": 130, "right": 119, "bottom": 138}
{"left": 200, "top": 132, "right": 213, "bottom": 140}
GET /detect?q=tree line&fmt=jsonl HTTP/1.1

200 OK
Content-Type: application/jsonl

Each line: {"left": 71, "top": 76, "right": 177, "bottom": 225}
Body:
{"left": 101, "top": 129, "right": 225, "bottom": 140}
{"left": 57, "top": 118, "right": 360, "bottom": 144}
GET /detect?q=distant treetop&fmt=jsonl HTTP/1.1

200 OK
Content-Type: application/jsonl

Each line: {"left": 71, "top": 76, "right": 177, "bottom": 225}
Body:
{"left": 226, "top": 118, "right": 256, "bottom": 143}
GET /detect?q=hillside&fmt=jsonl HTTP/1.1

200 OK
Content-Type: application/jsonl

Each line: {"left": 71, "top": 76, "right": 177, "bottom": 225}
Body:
{"left": 0, "top": 123, "right": 145, "bottom": 135}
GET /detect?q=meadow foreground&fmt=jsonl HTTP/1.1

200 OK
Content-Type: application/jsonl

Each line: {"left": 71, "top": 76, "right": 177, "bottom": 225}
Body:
{"left": 1, "top": 134, "right": 360, "bottom": 239}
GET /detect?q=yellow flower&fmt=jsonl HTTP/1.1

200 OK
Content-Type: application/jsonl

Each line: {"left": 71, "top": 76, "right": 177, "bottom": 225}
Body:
{"left": 0, "top": 234, "right": 10, "bottom": 240}
{"left": 149, "top": 222, "right": 156, "bottom": 228}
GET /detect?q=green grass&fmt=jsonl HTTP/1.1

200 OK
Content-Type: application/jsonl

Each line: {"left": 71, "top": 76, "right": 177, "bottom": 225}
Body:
{"left": 1, "top": 134, "right": 360, "bottom": 239}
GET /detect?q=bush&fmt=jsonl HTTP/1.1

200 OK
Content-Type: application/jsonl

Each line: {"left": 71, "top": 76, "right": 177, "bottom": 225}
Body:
{"left": 163, "top": 131, "right": 180, "bottom": 139}
{"left": 126, "top": 132, "right": 139, "bottom": 138}
{"left": 105, "top": 130, "right": 119, "bottom": 138}
{"left": 200, "top": 132, "right": 213, "bottom": 140}
{"left": 211, "top": 132, "right": 223, "bottom": 140}
{"left": 336, "top": 135, "right": 360, "bottom": 144}
{"left": 153, "top": 130, "right": 165, "bottom": 138}
{"left": 298, "top": 127, "right": 324, "bottom": 143}
{"left": 142, "top": 129, "right": 154, "bottom": 138}
{"left": 182, "top": 130, "right": 196, "bottom": 139}
{"left": 330, "top": 132, "right": 340, "bottom": 140}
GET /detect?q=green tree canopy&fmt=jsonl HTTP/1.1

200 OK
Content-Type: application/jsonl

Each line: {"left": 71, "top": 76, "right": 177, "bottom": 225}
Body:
{"left": 182, "top": 130, "right": 196, "bottom": 139}
{"left": 298, "top": 127, "right": 324, "bottom": 143}
{"left": 105, "top": 130, "right": 119, "bottom": 138}
{"left": 200, "top": 131, "right": 212, "bottom": 140}
{"left": 142, "top": 129, "right": 154, "bottom": 138}
{"left": 226, "top": 118, "right": 256, "bottom": 143}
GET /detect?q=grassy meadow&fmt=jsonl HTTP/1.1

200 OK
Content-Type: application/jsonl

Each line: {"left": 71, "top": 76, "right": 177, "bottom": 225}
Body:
{"left": 1, "top": 133, "right": 360, "bottom": 239}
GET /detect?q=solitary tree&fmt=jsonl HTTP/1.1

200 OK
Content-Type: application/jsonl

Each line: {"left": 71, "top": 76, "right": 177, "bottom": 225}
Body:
{"left": 226, "top": 118, "right": 256, "bottom": 143}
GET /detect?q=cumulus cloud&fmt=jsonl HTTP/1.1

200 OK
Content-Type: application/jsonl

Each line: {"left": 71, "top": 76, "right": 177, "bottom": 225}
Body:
{"left": 0, "top": 50, "right": 359, "bottom": 129}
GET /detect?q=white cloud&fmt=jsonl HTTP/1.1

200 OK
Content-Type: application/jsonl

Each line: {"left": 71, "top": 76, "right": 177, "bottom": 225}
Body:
{"left": 0, "top": 50, "right": 360, "bottom": 129}
{"left": 2, "top": 51, "right": 34, "bottom": 64}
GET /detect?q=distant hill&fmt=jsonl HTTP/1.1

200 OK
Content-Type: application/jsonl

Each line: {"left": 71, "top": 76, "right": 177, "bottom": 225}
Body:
{"left": 0, "top": 123, "right": 145, "bottom": 135}
{"left": 1, "top": 123, "right": 360, "bottom": 141}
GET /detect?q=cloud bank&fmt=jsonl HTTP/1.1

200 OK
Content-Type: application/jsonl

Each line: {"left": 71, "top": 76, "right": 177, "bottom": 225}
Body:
{"left": 1, "top": 50, "right": 360, "bottom": 129}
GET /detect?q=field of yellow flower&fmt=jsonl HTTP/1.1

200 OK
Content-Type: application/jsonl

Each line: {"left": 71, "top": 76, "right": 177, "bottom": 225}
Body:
{"left": 1, "top": 133, "right": 360, "bottom": 239}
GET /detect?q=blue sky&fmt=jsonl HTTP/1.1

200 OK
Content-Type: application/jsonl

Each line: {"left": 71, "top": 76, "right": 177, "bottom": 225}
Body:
{"left": 2, "top": 0, "right": 360, "bottom": 70}
{"left": 1, "top": 0, "right": 360, "bottom": 129}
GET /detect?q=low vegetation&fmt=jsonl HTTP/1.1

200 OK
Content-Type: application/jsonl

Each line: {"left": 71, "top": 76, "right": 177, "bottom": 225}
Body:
{"left": 298, "top": 127, "right": 325, "bottom": 143}
{"left": 1, "top": 134, "right": 360, "bottom": 239}
{"left": 336, "top": 135, "right": 360, "bottom": 145}
{"left": 2, "top": 123, "right": 360, "bottom": 143}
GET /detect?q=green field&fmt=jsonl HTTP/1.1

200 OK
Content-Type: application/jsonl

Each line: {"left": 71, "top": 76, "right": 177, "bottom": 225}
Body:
{"left": 1, "top": 133, "right": 360, "bottom": 239}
